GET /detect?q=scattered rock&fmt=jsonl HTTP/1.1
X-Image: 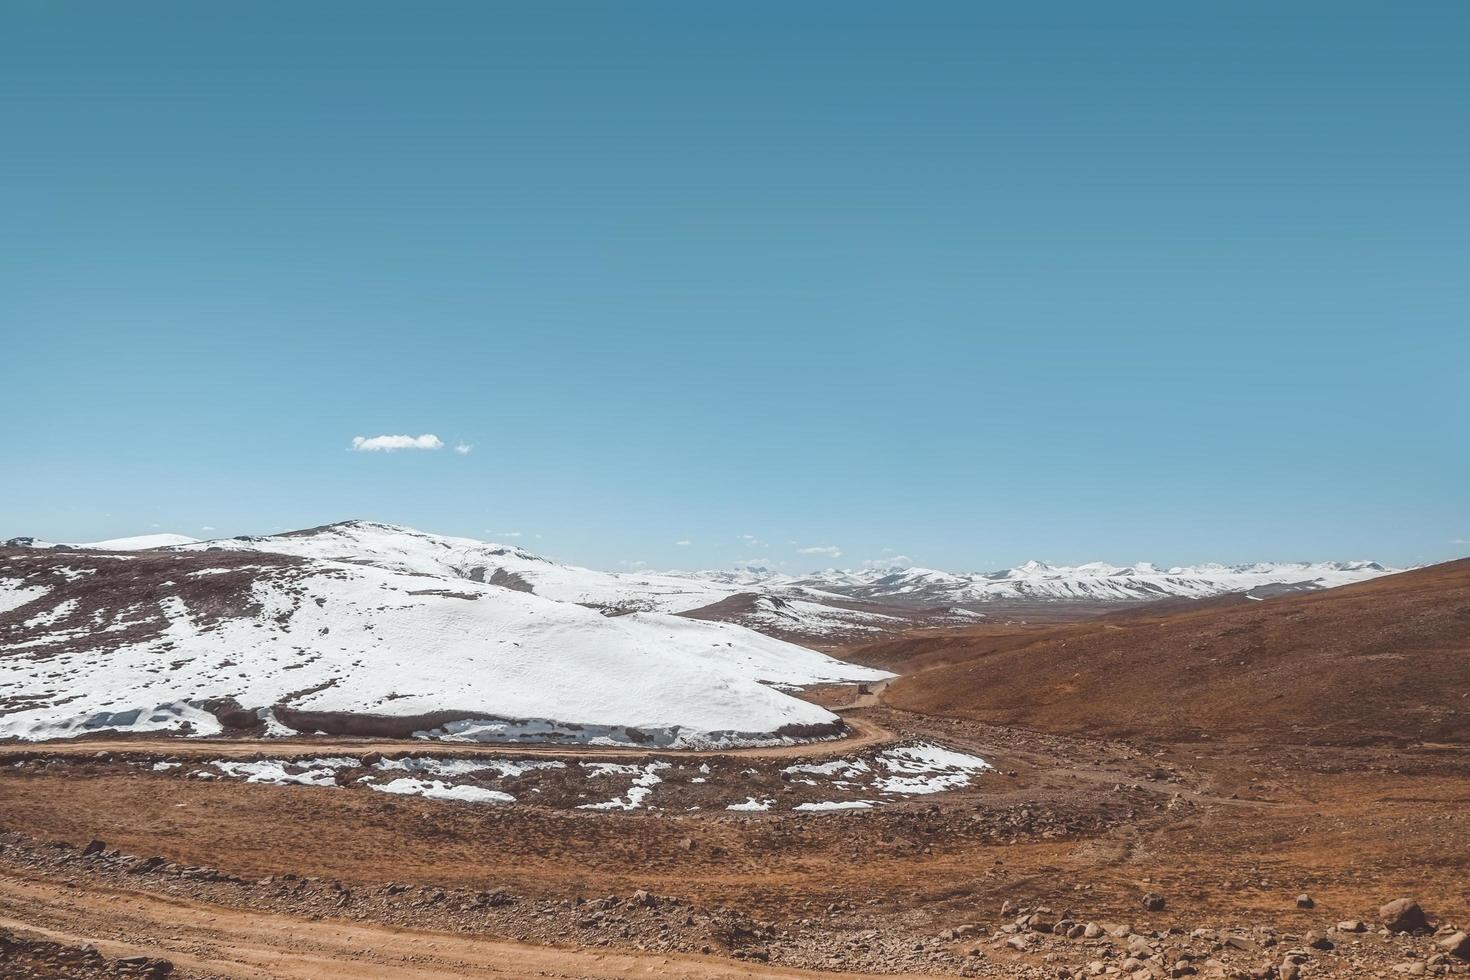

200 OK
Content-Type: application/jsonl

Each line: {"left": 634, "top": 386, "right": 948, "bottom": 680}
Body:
{"left": 1142, "top": 892, "right": 1167, "bottom": 912}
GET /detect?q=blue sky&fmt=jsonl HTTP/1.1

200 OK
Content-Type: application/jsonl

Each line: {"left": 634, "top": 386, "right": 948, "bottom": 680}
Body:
{"left": 3, "top": 3, "right": 1466, "bottom": 572}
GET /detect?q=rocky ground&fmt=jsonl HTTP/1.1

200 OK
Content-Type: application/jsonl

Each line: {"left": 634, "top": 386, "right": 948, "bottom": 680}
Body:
{"left": 0, "top": 928, "right": 176, "bottom": 979}
{"left": 2, "top": 706, "right": 1468, "bottom": 977}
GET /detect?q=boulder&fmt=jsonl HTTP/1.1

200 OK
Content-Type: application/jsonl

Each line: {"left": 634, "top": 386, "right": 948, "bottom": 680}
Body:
{"left": 1439, "top": 931, "right": 1470, "bottom": 960}
{"left": 1142, "top": 892, "right": 1167, "bottom": 912}
{"left": 1380, "top": 898, "right": 1429, "bottom": 934}
{"left": 1295, "top": 894, "right": 1314, "bottom": 909}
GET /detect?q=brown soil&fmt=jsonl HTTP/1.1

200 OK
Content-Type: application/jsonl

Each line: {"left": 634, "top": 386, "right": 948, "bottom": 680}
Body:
{"left": 880, "top": 559, "right": 1470, "bottom": 745}
{"left": 2, "top": 707, "right": 1468, "bottom": 977}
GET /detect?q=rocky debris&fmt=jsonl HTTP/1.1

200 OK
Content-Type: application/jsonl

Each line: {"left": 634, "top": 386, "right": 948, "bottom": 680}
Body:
{"left": 0, "top": 928, "right": 175, "bottom": 978}
{"left": 1383, "top": 898, "right": 1431, "bottom": 934}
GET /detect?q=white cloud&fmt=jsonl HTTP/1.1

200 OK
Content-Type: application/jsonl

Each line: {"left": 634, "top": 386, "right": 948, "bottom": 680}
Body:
{"left": 350, "top": 434, "right": 444, "bottom": 452}
{"left": 862, "top": 554, "right": 912, "bottom": 570}
{"left": 1453, "top": 538, "right": 1469, "bottom": 545}
{"left": 797, "top": 545, "right": 843, "bottom": 558}
{"left": 619, "top": 559, "right": 649, "bottom": 570}
{"left": 200, "top": 526, "right": 216, "bottom": 532}
{"left": 454, "top": 442, "right": 473, "bottom": 455}
{"left": 675, "top": 539, "right": 692, "bottom": 546}
{"left": 487, "top": 530, "right": 523, "bottom": 538}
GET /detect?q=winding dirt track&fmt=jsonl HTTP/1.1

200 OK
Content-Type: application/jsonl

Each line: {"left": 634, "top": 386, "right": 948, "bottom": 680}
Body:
{"left": 0, "top": 715, "right": 895, "bottom": 762}
{"left": 0, "top": 874, "right": 944, "bottom": 980}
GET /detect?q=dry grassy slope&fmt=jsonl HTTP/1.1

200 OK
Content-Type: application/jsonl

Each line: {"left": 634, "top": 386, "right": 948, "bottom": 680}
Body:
{"left": 881, "top": 558, "right": 1470, "bottom": 745}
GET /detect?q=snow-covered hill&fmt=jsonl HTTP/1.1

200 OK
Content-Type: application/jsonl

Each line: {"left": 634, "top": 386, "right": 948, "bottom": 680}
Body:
{"left": 5, "top": 533, "right": 201, "bottom": 551}
{"left": 175, "top": 521, "right": 734, "bottom": 613}
{"left": 169, "top": 521, "right": 905, "bottom": 638}
{"left": 0, "top": 547, "right": 889, "bottom": 744}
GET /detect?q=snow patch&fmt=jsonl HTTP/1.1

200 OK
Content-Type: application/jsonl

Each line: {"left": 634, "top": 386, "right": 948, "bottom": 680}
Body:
{"left": 0, "top": 579, "right": 50, "bottom": 615}
{"left": 873, "top": 743, "right": 991, "bottom": 795}
{"left": 793, "top": 800, "right": 874, "bottom": 811}
{"left": 577, "top": 761, "right": 670, "bottom": 810}
{"left": 370, "top": 778, "right": 515, "bottom": 804}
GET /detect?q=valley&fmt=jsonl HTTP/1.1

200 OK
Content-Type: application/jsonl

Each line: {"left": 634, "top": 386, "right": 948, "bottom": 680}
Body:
{"left": 1, "top": 526, "right": 1465, "bottom": 978}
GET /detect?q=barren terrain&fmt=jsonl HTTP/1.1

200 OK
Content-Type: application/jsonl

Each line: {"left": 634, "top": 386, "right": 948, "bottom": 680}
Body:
{"left": 3, "top": 562, "right": 1469, "bottom": 978}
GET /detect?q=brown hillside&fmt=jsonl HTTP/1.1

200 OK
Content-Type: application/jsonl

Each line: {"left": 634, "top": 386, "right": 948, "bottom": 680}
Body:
{"left": 881, "top": 558, "right": 1470, "bottom": 745}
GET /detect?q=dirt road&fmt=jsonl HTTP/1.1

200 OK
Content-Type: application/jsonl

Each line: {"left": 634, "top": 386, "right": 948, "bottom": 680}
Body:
{"left": 0, "top": 715, "right": 895, "bottom": 762}
{"left": 0, "top": 874, "right": 946, "bottom": 980}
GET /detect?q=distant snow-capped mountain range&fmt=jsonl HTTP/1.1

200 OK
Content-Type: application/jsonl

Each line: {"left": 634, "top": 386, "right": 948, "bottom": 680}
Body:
{"left": 7, "top": 520, "right": 1398, "bottom": 628}
{"left": 778, "top": 558, "right": 1393, "bottom": 604}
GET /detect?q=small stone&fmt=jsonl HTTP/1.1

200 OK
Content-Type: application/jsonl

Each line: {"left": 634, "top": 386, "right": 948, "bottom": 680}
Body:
{"left": 1295, "top": 894, "right": 1314, "bottom": 909}
{"left": 1142, "top": 892, "right": 1167, "bottom": 912}
{"left": 81, "top": 839, "right": 105, "bottom": 857}
{"left": 1336, "top": 919, "right": 1366, "bottom": 933}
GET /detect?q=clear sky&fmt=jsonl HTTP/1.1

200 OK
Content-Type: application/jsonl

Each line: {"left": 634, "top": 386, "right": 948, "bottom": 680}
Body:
{"left": 3, "top": 3, "right": 1466, "bottom": 572}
